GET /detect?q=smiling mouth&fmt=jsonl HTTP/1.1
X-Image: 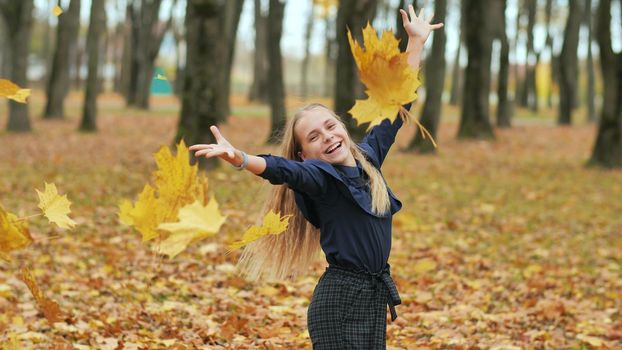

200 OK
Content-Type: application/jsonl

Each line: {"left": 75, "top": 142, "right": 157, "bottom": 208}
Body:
{"left": 325, "top": 141, "right": 342, "bottom": 154}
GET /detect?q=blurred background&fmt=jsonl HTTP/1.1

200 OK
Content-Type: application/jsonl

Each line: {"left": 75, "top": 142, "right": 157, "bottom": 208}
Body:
{"left": 1, "top": 0, "right": 620, "bottom": 167}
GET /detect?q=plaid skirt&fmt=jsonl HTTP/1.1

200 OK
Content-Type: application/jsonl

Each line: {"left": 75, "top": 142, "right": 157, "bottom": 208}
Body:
{"left": 307, "top": 264, "right": 402, "bottom": 349}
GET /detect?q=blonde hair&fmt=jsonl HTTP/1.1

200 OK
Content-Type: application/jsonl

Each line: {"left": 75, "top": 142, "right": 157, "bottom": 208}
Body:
{"left": 235, "top": 104, "right": 391, "bottom": 281}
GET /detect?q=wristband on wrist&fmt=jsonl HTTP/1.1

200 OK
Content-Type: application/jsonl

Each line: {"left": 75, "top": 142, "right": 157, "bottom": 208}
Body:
{"left": 231, "top": 151, "right": 248, "bottom": 171}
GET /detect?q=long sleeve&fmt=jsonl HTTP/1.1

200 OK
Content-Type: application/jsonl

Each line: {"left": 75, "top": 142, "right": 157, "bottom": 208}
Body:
{"left": 359, "top": 102, "right": 412, "bottom": 167}
{"left": 256, "top": 154, "right": 328, "bottom": 197}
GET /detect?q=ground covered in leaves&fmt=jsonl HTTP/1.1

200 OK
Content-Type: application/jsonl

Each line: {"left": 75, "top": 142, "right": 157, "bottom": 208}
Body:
{"left": 0, "top": 92, "right": 621, "bottom": 349}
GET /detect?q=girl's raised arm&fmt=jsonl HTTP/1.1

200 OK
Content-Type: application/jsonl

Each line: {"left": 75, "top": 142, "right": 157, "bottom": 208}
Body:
{"left": 400, "top": 5, "right": 444, "bottom": 71}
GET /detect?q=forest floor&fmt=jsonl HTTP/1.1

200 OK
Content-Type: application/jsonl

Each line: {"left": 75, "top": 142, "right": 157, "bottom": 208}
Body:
{"left": 0, "top": 92, "right": 621, "bottom": 349}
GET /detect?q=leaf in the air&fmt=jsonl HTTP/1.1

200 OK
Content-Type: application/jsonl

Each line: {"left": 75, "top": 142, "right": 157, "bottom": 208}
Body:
{"left": 0, "top": 205, "right": 33, "bottom": 261}
{"left": 52, "top": 5, "right": 63, "bottom": 16}
{"left": 313, "top": 0, "right": 338, "bottom": 18}
{"left": 119, "top": 140, "right": 212, "bottom": 244}
{"left": 36, "top": 182, "right": 76, "bottom": 229}
{"left": 229, "top": 210, "right": 291, "bottom": 250}
{"left": 347, "top": 23, "right": 421, "bottom": 130}
{"left": 0, "top": 79, "right": 31, "bottom": 103}
{"left": 157, "top": 198, "right": 226, "bottom": 258}
{"left": 155, "top": 73, "right": 167, "bottom": 80}
{"left": 19, "top": 267, "right": 62, "bottom": 323}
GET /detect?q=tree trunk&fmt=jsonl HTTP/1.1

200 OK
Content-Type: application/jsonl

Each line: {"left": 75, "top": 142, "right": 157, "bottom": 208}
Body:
{"left": 544, "top": 0, "right": 555, "bottom": 108}
{"left": 495, "top": 0, "right": 512, "bottom": 127}
{"left": 449, "top": 0, "right": 463, "bottom": 106}
{"left": 524, "top": 0, "right": 537, "bottom": 111}
{"left": 119, "top": 3, "right": 134, "bottom": 98}
{"left": 458, "top": 0, "right": 494, "bottom": 139}
{"left": 335, "top": 0, "right": 377, "bottom": 141}
{"left": 79, "top": 0, "right": 105, "bottom": 132}
{"left": 248, "top": 0, "right": 269, "bottom": 103}
{"left": 266, "top": 0, "right": 286, "bottom": 144}
{"left": 408, "top": 0, "right": 446, "bottom": 153}
{"left": 323, "top": 10, "right": 336, "bottom": 98}
{"left": 589, "top": 0, "right": 622, "bottom": 167}
{"left": 216, "top": 0, "right": 244, "bottom": 119}
{"left": 584, "top": 0, "right": 596, "bottom": 122}
{"left": 44, "top": 0, "right": 81, "bottom": 119}
{"left": 513, "top": 0, "right": 525, "bottom": 107}
{"left": 1, "top": 0, "right": 34, "bottom": 132}
{"left": 176, "top": 0, "right": 227, "bottom": 170}
{"left": 558, "top": 0, "right": 581, "bottom": 125}
{"left": 0, "top": 14, "right": 8, "bottom": 77}
{"left": 300, "top": 1, "right": 315, "bottom": 98}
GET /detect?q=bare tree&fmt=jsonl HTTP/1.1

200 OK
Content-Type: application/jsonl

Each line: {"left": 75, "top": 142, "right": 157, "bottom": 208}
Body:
{"left": 589, "top": 0, "right": 622, "bottom": 167}
{"left": 79, "top": 0, "right": 106, "bottom": 132}
{"left": 335, "top": 0, "right": 377, "bottom": 141}
{"left": 458, "top": 0, "right": 494, "bottom": 139}
{"left": 494, "top": 0, "right": 512, "bottom": 127}
{"left": 584, "top": 0, "right": 596, "bottom": 122}
{"left": 217, "top": 0, "right": 245, "bottom": 118}
{"left": 44, "top": 0, "right": 81, "bottom": 120}
{"left": 408, "top": 0, "right": 446, "bottom": 153}
{"left": 126, "top": 0, "right": 174, "bottom": 109}
{"left": 558, "top": 0, "right": 582, "bottom": 125}
{"left": 0, "top": 0, "right": 34, "bottom": 132}
{"left": 449, "top": 0, "right": 463, "bottom": 106}
{"left": 249, "top": 0, "right": 269, "bottom": 102}
{"left": 300, "top": 0, "right": 315, "bottom": 98}
{"left": 266, "top": 0, "right": 286, "bottom": 144}
{"left": 176, "top": 0, "right": 227, "bottom": 169}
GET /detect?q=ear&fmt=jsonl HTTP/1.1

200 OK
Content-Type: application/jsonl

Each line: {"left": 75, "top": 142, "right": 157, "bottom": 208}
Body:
{"left": 298, "top": 151, "right": 306, "bottom": 160}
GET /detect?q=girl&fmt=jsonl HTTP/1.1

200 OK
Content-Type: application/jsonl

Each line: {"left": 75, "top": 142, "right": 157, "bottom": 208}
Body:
{"left": 190, "top": 6, "right": 442, "bottom": 349}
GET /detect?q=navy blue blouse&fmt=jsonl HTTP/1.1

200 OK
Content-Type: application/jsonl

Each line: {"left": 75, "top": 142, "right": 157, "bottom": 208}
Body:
{"left": 256, "top": 105, "right": 409, "bottom": 273}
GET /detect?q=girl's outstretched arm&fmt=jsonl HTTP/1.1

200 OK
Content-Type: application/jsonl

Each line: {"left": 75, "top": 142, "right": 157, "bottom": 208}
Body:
{"left": 190, "top": 126, "right": 327, "bottom": 197}
{"left": 189, "top": 126, "right": 267, "bottom": 175}
{"left": 400, "top": 5, "right": 444, "bottom": 71}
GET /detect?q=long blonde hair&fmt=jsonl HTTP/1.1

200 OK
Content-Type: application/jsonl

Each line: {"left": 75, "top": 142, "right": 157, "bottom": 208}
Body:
{"left": 235, "top": 104, "right": 391, "bottom": 281}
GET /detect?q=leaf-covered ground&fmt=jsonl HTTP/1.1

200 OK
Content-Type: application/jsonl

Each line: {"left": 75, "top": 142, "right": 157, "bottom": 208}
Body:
{"left": 0, "top": 92, "right": 621, "bottom": 349}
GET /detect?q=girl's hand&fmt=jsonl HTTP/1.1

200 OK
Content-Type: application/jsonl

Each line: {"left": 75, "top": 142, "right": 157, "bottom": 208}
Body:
{"left": 189, "top": 126, "right": 237, "bottom": 163}
{"left": 399, "top": 5, "right": 444, "bottom": 44}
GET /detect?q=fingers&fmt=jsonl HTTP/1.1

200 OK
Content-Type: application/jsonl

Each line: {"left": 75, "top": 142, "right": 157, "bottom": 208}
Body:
{"left": 426, "top": 12, "right": 434, "bottom": 23}
{"left": 431, "top": 23, "right": 444, "bottom": 30}
{"left": 210, "top": 125, "right": 225, "bottom": 143}
{"left": 418, "top": 7, "right": 424, "bottom": 19}
{"left": 399, "top": 9, "right": 409, "bottom": 25}
{"left": 408, "top": 4, "right": 416, "bottom": 19}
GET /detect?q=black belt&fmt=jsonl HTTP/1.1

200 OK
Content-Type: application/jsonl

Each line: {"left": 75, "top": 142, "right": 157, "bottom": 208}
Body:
{"left": 327, "top": 264, "right": 402, "bottom": 321}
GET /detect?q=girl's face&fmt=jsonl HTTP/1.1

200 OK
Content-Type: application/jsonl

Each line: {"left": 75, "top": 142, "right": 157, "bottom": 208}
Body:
{"left": 294, "top": 108, "right": 356, "bottom": 166}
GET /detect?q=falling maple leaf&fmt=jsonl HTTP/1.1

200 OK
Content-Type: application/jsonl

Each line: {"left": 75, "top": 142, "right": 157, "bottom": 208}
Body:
{"left": 347, "top": 23, "right": 436, "bottom": 146}
{"left": 313, "top": 0, "right": 337, "bottom": 18}
{"left": 157, "top": 198, "right": 226, "bottom": 258}
{"left": 0, "top": 79, "right": 31, "bottom": 103}
{"left": 119, "top": 140, "right": 214, "bottom": 248}
{"left": 154, "top": 73, "right": 167, "bottom": 81}
{"left": 0, "top": 204, "right": 33, "bottom": 261}
{"left": 229, "top": 210, "right": 291, "bottom": 250}
{"left": 52, "top": 5, "right": 63, "bottom": 16}
{"left": 36, "top": 182, "right": 76, "bottom": 229}
{"left": 19, "top": 267, "right": 62, "bottom": 323}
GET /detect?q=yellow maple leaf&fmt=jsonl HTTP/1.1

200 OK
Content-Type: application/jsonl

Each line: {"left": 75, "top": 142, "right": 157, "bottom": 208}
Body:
{"left": 229, "top": 210, "right": 291, "bottom": 250}
{"left": 52, "top": 5, "right": 63, "bottom": 16}
{"left": 36, "top": 182, "right": 76, "bottom": 229}
{"left": 313, "top": 0, "right": 337, "bottom": 18}
{"left": 19, "top": 267, "right": 62, "bottom": 323}
{"left": 0, "top": 205, "right": 33, "bottom": 261}
{"left": 0, "top": 79, "right": 31, "bottom": 103}
{"left": 347, "top": 24, "right": 436, "bottom": 147}
{"left": 157, "top": 198, "right": 226, "bottom": 258}
{"left": 119, "top": 140, "right": 211, "bottom": 243}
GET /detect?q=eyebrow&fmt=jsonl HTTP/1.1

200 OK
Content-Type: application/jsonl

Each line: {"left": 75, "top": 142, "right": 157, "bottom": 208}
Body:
{"left": 306, "top": 119, "right": 334, "bottom": 139}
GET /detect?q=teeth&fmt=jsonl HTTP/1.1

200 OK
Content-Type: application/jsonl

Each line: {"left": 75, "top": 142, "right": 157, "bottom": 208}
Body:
{"left": 326, "top": 142, "right": 340, "bottom": 154}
